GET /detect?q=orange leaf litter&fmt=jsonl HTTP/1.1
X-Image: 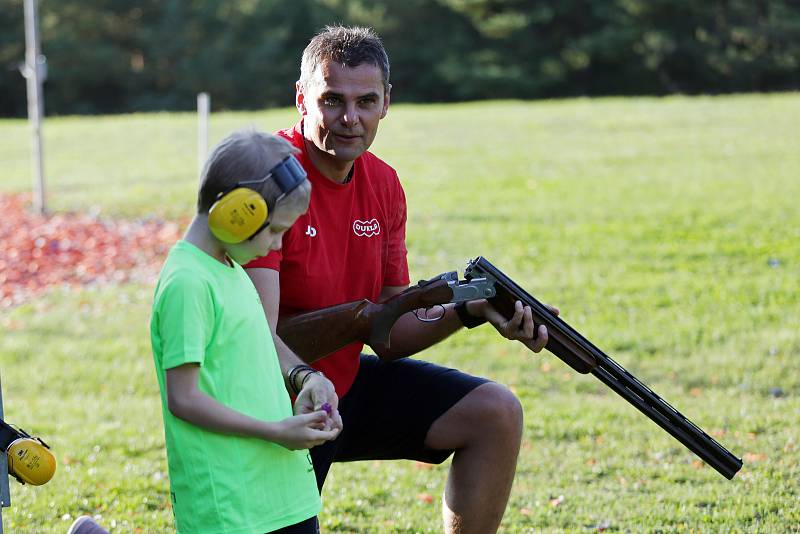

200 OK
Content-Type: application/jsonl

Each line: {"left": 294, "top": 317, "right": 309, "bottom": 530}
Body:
{"left": 0, "top": 194, "right": 183, "bottom": 308}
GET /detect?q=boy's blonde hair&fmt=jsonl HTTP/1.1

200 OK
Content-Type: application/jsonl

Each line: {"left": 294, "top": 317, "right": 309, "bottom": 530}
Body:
{"left": 197, "top": 129, "right": 310, "bottom": 219}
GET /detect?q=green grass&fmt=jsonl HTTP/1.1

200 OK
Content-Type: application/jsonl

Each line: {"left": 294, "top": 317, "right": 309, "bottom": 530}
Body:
{"left": 2, "top": 94, "right": 799, "bottom": 532}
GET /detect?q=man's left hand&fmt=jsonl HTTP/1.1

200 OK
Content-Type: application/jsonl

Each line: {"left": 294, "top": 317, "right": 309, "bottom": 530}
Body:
{"left": 465, "top": 299, "right": 560, "bottom": 353}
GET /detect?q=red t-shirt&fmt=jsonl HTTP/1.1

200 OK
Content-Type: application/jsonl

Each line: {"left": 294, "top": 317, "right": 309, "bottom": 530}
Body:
{"left": 246, "top": 121, "right": 410, "bottom": 397}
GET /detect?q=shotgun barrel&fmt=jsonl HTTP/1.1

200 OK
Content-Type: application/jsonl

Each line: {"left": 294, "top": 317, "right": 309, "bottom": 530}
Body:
{"left": 465, "top": 256, "right": 743, "bottom": 479}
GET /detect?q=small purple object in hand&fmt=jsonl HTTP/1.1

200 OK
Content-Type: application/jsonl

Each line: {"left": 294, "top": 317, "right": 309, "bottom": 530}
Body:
{"left": 320, "top": 403, "right": 332, "bottom": 416}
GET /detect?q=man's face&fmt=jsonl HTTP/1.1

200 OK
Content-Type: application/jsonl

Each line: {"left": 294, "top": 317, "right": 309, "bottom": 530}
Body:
{"left": 297, "top": 61, "right": 390, "bottom": 166}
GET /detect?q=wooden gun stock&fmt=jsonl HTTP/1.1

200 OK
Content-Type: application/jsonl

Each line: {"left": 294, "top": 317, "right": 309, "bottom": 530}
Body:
{"left": 277, "top": 277, "right": 455, "bottom": 364}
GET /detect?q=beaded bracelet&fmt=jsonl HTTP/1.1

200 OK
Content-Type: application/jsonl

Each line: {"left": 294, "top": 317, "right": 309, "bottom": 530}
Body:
{"left": 287, "top": 364, "right": 318, "bottom": 395}
{"left": 300, "top": 369, "right": 321, "bottom": 390}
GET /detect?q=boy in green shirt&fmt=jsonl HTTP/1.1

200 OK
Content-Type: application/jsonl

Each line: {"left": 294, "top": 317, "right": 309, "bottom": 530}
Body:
{"left": 150, "top": 129, "right": 339, "bottom": 533}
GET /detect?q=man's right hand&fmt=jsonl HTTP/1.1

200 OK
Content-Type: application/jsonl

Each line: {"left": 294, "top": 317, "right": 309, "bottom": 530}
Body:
{"left": 272, "top": 411, "right": 341, "bottom": 450}
{"left": 294, "top": 372, "right": 343, "bottom": 432}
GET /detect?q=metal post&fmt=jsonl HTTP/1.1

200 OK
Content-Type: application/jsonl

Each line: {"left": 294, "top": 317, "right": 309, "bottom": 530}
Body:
{"left": 1, "top": 372, "right": 9, "bottom": 534}
{"left": 23, "top": 0, "right": 46, "bottom": 215}
{"left": 197, "top": 92, "right": 210, "bottom": 181}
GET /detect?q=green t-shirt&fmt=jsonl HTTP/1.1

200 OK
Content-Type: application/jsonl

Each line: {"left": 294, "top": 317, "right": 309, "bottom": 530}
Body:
{"left": 150, "top": 240, "right": 320, "bottom": 533}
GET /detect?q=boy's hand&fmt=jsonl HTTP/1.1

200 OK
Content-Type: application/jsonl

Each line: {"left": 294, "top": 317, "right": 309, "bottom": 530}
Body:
{"left": 294, "top": 373, "right": 343, "bottom": 432}
{"left": 273, "top": 411, "right": 341, "bottom": 450}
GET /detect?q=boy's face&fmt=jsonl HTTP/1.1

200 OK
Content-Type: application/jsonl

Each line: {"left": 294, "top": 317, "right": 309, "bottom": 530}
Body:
{"left": 223, "top": 202, "right": 304, "bottom": 265}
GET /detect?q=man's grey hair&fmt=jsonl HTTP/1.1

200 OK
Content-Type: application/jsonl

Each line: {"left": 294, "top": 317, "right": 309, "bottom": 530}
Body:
{"left": 299, "top": 25, "right": 390, "bottom": 90}
{"left": 197, "top": 129, "right": 310, "bottom": 218}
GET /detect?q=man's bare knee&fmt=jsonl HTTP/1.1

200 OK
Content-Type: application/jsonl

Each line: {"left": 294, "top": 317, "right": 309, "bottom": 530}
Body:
{"left": 427, "top": 382, "right": 523, "bottom": 450}
{"left": 476, "top": 382, "right": 523, "bottom": 439}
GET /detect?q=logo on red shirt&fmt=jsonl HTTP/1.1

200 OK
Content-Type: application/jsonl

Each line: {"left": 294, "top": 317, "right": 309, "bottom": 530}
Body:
{"left": 353, "top": 219, "right": 381, "bottom": 237}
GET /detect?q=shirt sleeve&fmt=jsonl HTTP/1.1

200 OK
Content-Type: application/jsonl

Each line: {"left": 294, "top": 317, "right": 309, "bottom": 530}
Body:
{"left": 244, "top": 249, "right": 282, "bottom": 271}
{"left": 383, "top": 176, "right": 410, "bottom": 286}
{"left": 156, "top": 272, "right": 215, "bottom": 370}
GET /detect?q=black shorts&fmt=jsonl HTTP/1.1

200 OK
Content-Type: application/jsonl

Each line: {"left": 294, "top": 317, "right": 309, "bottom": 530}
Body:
{"left": 309, "top": 354, "right": 490, "bottom": 490}
{"left": 268, "top": 516, "right": 318, "bottom": 534}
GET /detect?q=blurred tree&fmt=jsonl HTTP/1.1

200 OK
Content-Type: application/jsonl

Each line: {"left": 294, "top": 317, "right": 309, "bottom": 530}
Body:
{"left": 0, "top": 0, "right": 797, "bottom": 116}
{"left": 0, "top": 0, "right": 27, "bottom": 116}
{"left": 440, "top": 0, "right": 800, "bottom": 96}
{"left": 323, "top": 0, "right": 484, "bottom": 101}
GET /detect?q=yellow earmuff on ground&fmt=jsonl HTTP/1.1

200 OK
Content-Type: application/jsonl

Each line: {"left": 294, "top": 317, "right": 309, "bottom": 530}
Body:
{"left": 1, "top": 420, "right": 56, "bottom": 486}
{"left": 7, "top": 436, "right": 56, "bottom": 486}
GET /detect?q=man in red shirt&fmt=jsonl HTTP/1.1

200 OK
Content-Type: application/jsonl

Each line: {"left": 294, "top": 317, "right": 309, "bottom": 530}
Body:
{"left": 246, "top": 26, "right": 557, "bottom": 534}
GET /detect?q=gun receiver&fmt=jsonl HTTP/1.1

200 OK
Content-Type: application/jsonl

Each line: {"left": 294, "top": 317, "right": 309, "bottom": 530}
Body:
{"left": 277, "top": 271, "right": 495, "bottom": 364}
{"left": 464, "top": 256, "right": 743, "bottom": 480}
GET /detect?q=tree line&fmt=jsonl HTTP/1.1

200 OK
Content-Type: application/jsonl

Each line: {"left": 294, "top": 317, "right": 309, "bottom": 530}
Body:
{"left": 1, "top": 0, "right": 798, "bottom": 117}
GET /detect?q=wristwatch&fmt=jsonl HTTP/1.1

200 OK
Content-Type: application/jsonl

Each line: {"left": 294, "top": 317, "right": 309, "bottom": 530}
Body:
{"left": 454, "top": 301, "right": 487, "bottom": 329}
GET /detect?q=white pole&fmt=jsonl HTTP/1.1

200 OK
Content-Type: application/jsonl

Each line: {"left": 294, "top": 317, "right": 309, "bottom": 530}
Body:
{"left": 197, "top": 92, "right": 210, "bottom": 181}
{"left": 23, "top": 0, "right": 46, "bottom": 215}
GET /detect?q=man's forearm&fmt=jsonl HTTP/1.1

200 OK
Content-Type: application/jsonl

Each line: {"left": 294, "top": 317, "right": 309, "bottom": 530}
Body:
{"left": 274, "top": 334, "right": 314, "bottom": 390}
{"left": 373, "top": 303, "right": 469, "bottom": 360}
{"left": 274, "top": 330, "right": 342, "bottom": 430}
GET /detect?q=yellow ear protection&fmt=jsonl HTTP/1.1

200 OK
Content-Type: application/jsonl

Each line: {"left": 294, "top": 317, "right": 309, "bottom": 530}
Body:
{"left": 208, "top": 155, "right": 307, "bottom": 244}
{"left": 1, "top": 419, "right": 56, "bottom": 486}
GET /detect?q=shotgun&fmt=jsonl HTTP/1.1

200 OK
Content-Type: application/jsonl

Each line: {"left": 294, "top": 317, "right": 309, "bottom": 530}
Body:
{"left": 277, "top": 257, "right": 743, "bottom": 479}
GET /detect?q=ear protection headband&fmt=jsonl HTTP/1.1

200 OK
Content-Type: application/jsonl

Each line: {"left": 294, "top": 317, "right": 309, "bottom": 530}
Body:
{"left": 1, "top": 419, "right": 56, "bottom": 486}
{"left": 208, "top": 155, "right": 307, "bottom": 244}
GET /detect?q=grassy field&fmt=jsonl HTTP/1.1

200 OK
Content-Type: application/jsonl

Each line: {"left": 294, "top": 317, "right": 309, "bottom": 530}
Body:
{"left": 1, "top": 94, "right": 799, "bottom": 533}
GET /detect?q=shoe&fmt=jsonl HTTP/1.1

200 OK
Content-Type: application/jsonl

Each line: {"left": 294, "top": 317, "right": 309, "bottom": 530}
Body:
{"left": 67, "top": 516, "right": 110, "bottom": 534}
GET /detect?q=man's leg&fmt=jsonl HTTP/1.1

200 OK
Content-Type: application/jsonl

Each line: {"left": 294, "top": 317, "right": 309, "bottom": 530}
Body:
{"left": 425, "top": 382, "right": 524, "bottom": 534}
{"left": 320, "top": 355, "right": 510, "bottom": 532}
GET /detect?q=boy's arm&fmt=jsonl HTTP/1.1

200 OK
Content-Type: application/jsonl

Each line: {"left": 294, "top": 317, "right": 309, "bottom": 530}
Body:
{"left": 246, "top": 267, "right": 342, "bottom": 430}
{"left": 166, "top": 363, "right": 339, "bottom": 450}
